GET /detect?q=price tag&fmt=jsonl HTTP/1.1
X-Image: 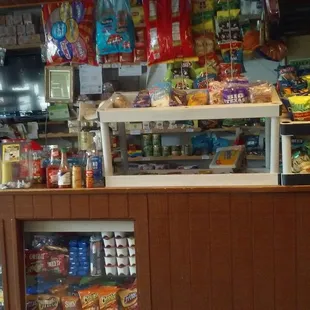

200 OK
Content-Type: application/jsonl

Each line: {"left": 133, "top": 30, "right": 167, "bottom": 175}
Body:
{"left": 202, "top": 155, "right": 210, "bottom": 160}
{"left": 142, "top": 157, "right": 150, "bottom": 161}
{"left": 186, "top": 128, "right": 194, "bottom": 132}
{"left": 130, "top": 130, "right": 141, "bottom": 135}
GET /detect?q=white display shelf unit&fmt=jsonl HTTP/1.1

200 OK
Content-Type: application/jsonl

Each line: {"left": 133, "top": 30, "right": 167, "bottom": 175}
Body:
{"left": 98, "top": 90, "right": 281, "bottom": 188}
{"left": 281, "top": 119, "right": 310, "bottom": 185}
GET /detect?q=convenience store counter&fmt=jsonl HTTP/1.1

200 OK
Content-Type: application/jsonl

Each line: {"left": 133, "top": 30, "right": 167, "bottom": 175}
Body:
{"left": 0, "top": 186, "right": 310, "bottom": 309}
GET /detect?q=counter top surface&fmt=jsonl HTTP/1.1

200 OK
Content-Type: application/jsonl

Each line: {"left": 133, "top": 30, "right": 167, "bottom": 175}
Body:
{"left": 1, "top": 185, "right": 310, "bottom": 194}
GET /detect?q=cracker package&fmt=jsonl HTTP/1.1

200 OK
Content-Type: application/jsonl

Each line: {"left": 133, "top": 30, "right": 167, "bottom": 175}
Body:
{"left": 118, "top": 283, "right": 138, "bottom": 310}
{"left": 42, "top": 0, "right": 96, "bottom": 65}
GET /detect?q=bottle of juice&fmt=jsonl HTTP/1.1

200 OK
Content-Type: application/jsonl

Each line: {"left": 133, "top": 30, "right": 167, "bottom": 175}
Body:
{"left": 85, "top": 154, "right": 94, "bottom": 189}
{"left": 58, "top": 148, "right": 71, "bottom": 189}
{"left": 46, "top": 146, "right": 60, "bottom": 188}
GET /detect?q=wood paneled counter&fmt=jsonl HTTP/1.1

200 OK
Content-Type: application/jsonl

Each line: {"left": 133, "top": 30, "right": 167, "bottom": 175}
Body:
{"left": 0, "top": 186, "right": 310, "bottom": 310}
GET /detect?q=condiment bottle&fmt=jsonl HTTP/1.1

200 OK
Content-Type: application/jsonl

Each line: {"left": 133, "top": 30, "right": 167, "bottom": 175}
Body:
{"left": 46, "top": 146, "right": 60, "bottom": 188}
{"left": 86, "top": 154, "right": 94, "bottom": 188}
{"left": 58, "top": 148, "right": 71, "bottom": 189}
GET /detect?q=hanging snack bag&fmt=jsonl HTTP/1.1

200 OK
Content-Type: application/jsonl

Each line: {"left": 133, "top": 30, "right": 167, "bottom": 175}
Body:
{"left": 192, "top": 0, "right": 214, "bottom": 26}
{"left": 217, "top": 9, "right": 241, "bottom": 42}
{"left": 194, "top": 67, "right": 217, "bottom": 89}
{"left": 288, "top": 96, "right": 310, "bottom": 121}
{"left": 170, "top": 0, "right": 196, "bottom": 60}
{"left": 219, "top": 41, "right": 245, "bottom": 72}
{"left": 143, "top": 0, "right": 173, "bottom": 65}
{"left": 42, "top": 0, "right": 96, "bottom": 65}
{"left": 96, "top": 0, "right": 135, "bottom": 55}
{"left": 219, "top": 63, "right": 242, "bottom": 80}
{"left": 216, "top": 0, "right": 240, "bottom": 10}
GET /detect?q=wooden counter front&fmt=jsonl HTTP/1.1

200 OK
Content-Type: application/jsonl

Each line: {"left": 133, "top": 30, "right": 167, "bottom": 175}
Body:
{"left": 0, "top": 187, "right": 309, "bottom": 310}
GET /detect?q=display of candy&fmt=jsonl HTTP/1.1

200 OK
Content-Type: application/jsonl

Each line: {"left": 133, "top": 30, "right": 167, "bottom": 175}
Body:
{"left": 42, "top": 0, "right": 96, "bottom": 65}
{"left": 96, "top": 0, "right": 135, "bottom": 55}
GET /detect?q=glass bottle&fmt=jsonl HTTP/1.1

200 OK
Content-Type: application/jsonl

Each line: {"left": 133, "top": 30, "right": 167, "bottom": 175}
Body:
{"left": 58, "top": 148, "right": 71, "bottom": 189}
{"left": 46, "top": 146, "right": 60, "bottom": 188}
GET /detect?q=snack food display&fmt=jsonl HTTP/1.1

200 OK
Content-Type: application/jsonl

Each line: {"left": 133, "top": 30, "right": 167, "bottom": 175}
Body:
{"left": 25, "top": 231, "right": 137, "bottom": 310}
{"left": 42, "top": 0, "right": 96, "bottom": 65}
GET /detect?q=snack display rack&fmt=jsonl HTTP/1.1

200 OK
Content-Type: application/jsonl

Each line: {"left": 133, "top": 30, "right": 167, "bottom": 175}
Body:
{"left": 98, "top": 89, "right": 282, "bottom": 187}
{"left": 281, "top": 119, "right": 310, "bottom": 185}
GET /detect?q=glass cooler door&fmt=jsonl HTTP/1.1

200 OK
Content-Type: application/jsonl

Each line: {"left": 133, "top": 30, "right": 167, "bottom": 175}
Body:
{"left": 23, "top": 221, "right": 137, "bottom": 310}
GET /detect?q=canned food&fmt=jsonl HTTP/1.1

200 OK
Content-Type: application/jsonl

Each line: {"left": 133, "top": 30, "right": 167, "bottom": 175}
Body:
{"left": 162, "top": 146, "right": 171, "bottom": 157}
{"left": 142, "top": 134, "right": 152, "bottom": 147}
{"left": 153, "top": 145, "right": 162, "bottom": 157}
{"left": 182, "top": 144, "right": 192, "bottom": 156}
{"left": 171, "top": 145, "right": 181, "bottom": 156}
{"left": 143, "top": 145, "right": 153, "bottom": 157}
{"left": 72, "top": 165, "right": 82, "bottom": 189}
{"left": 152, "top": 134, "right": 161, "bottom": 146}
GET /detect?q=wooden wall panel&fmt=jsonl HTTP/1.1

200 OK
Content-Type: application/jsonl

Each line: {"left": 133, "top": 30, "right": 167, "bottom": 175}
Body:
{"left": 168, "top": 194, "right": 191, "bottom": 310}
{"left": 15, "top": 195, "right": 33, "bottom": 219}
{"left": 252, "top": 194, "right": 275, "bottom": 310}
{"left": 52, "top": 195, "right": 71, "bottom": 219}
{"left": 274, "top": 194, "right": 297, "bottom": 310}
{"left": 296, "top": 193, "right": 310, "bottom": 310}
{"left": 209, "top": 193, "right": 233, "bottom": 310}
{"left": 108, "top": 194, "right": 129, "bottom": 219}
{"left": 33, "top": 195, "right": 52, "bottom": 219}
{"left": 188, "top": 193, "right": 211, "bottom": 310}
{"left": 89, "top": 195, "right": 109, "bottom": 219}
{"left": 128, "top": 194, "right": 151, "bottom": 310}
{"left": 70, "top": 195, "right": 90, "bottom": 219}
{"left": 148, "top": 194, "right": 172, "bottom": 310}
{"left": 230, "top": 194, "right": 253, "bottom": 310}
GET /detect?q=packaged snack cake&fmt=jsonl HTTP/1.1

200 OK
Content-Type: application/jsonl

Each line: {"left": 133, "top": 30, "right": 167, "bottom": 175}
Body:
{"left": 42, "top": 0, "right": 96, "bottom": 65}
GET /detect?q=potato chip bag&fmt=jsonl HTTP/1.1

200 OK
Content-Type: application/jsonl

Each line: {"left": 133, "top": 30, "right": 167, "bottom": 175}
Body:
{"left": 61, "top": 296, "right": 82, "bottom": 309}
{"left": 42, "top": 0, "right": 96, "bottom": 65}
{"left": 97, "top": 286, "right": 119, "bottom": 309}
{"left": 118, "top": 285, "right": 138, "bottom": 310}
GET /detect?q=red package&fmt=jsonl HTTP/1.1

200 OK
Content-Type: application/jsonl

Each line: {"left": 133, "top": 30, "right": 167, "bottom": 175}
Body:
{"left": 170, "top": 0, "right": 195, "bottom": 60}
{"left": 198, "top": 52, "right": 221, "bottom": 72}
{"left": 219, "top": 63, "right": 242, "bottom": 80}
{"left": 47, "top": 253, "right": 68, "bottom": 276}
{"left": 25, "top": 250, "right": 49, "bottom": 275}
{"left": 42, "top": 0, "right": 96, "bottom": 65}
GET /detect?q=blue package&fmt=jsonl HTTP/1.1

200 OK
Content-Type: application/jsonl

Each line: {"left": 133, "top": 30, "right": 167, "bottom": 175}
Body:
{"left": 79, "top": 255, "right": 89, "bottom": 262}
{"left": 69, "top": 240, "right": 78, "bottom": 247}
{"left": 69, "top": 246, "right": 78, "bottom": 253}
{"left": 79, "top": 261, "right": 90, "bottom": 268}
{"left": 91, "top": 156, "right": 103, "bottom": 182}
{"left": 77, "top": 269, "right": 89, "bottom": 276}
{"left": 96, "top": 0, "right": 135, "bottom": 55}
{"left": 78, "top": 239, "right": 89, "bottom": 248}
{"left": 69, "top": 270, "right": 77, "bottom": 276}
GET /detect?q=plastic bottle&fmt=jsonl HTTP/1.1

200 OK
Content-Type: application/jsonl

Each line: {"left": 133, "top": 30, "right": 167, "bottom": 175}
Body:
{"left": 85, "top": 154, "right": 94, "bottom": 189}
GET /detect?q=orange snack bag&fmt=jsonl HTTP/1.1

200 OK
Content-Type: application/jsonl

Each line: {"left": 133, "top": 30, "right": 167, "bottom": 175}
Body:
{"left": 98, "top": 286, "right": 119, "bottom": 310}
{"left": 78, "top": 286, "right": 100, "bottom": 310}
{"left": 61, "top": 296, "right": 82, "bottom": 309}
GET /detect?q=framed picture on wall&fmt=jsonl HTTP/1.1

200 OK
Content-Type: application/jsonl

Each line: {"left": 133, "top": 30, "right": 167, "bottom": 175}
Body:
{"left": 45, "top": 66, "right": 74, "bottom": 103}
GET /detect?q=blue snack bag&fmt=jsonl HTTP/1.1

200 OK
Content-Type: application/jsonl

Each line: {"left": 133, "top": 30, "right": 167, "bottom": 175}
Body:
{"left": 96, "top": 0, "right": 135, "bottom": 55}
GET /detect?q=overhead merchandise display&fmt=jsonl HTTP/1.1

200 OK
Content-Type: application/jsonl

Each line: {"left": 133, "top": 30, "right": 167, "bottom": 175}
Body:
{"left": 0, "top": 0, "right": 286, "bottom": 190}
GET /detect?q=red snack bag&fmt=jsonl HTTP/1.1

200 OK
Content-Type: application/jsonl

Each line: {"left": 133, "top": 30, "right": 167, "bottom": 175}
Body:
{"left": 219, "top": 63, "right": 242, "bottom": 81}
{"left": 42, "top": 0, "right": 96, "bottom": 65}
{"left": 198, "top": 52, "right": 221, "bottom": 72}
{"left": 143, "top": 0, "right": 173, "bottom": 65}
{"left": 25, "top": 250, "right": 49, "bottom": 275}
{"left": 47, "top": 253, "right": 68, "bottom": 276}
{"left": 170, "top": 0, "right": 195, "bottom": 60}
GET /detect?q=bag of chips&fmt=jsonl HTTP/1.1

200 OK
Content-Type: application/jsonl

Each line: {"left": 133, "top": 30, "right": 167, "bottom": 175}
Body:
{"left": 97, "top": 286, "right": 119, "bottom": 310}
{"left": 217, "top": 9, "right": 241, "bottom": 42}
{"left": 42, "top": 0, "right": 96, "bottom": 65}
{"left": 96, "top": 0, "right": 135, "bottom": 55}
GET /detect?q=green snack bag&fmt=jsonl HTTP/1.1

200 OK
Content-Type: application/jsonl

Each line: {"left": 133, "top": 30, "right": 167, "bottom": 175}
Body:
{"left": 289, "top": 95, "right": 310, "bottom": 121}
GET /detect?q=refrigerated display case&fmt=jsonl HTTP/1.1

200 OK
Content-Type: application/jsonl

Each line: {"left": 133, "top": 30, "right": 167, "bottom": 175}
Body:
{"left": 23, "top": 221, "right": 137, "bottom": 309}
